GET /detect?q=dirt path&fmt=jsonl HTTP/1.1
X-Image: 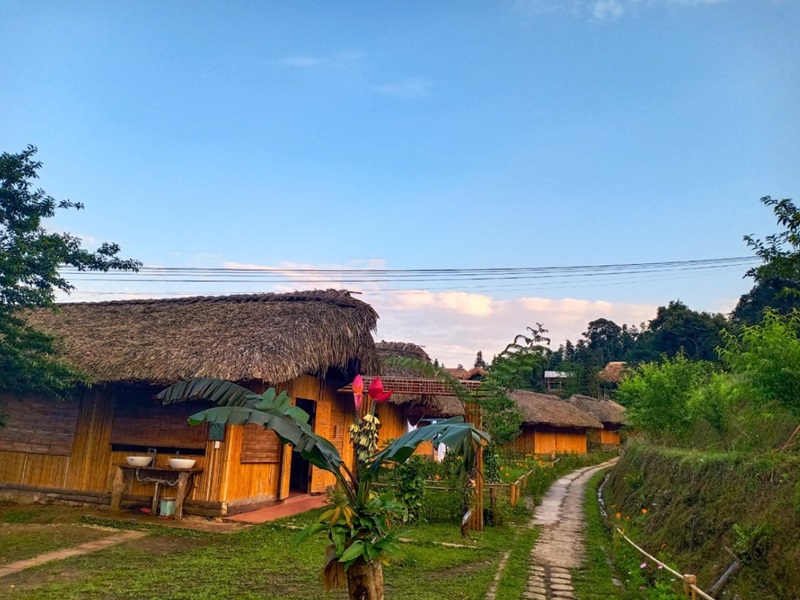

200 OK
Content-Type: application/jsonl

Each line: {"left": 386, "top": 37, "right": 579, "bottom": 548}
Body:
{"left": 0, "top": 530, "right": 146, "bottom": 579}
{"left": 524, "top": 459, "right": 618, "bottom": 600}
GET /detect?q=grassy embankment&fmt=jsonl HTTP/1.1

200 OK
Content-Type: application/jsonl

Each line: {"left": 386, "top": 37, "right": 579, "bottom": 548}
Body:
{"left": 603, "top": 443, "right": 800, "bottom": 599}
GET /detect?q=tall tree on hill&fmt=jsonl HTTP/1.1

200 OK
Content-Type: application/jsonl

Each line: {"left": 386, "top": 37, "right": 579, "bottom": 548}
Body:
{"left": 642, "top": 301, "right": 728, "bottom": 362}
{"left": 731, "top": 278, "right": 800, "bottom": 326}
{"left": 732, "top": 197, "right": 800, "bottom": 324}
{"left": 0, "top": 146, "right": 140, "bottom": 405}
{"left": 473, "top": 350, "right": 487, "bottom": 369}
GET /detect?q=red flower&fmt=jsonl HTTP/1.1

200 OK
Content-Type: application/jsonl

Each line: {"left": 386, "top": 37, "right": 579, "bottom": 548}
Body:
{"left": 368, "top": 377, "right": 393, "bottom": 402}
{"left": 352, "top": 374, "right": 364, "bottom": 411}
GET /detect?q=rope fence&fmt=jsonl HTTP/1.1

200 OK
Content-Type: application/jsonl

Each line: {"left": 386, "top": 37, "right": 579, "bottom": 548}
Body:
{"left": 614, "top": 527, "right": 716, "bottom": 600}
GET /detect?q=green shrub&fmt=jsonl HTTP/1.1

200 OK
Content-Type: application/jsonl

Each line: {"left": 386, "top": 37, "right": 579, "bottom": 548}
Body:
{"left": 395, "top": 455, "right": 427, "bottom": 523}
{"left": 617, "top": 354, "right": 715, "bottom": 443}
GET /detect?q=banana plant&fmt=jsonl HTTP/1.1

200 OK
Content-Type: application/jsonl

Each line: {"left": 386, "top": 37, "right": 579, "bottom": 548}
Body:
{"left": 158, "top": 377, "right": 490, "bottom": 600}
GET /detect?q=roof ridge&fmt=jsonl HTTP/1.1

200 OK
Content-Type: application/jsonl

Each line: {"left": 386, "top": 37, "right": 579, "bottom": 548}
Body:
{"left": 50, "top": 289, "right": 368, "bottom": 309}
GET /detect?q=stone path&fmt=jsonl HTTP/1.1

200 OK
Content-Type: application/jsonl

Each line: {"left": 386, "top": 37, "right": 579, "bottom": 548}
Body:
{"left": 524, "top": 459, "right": 618, "bottom": 600}
{"left": 0, "top": 530, "right": 146, "bottom": 579}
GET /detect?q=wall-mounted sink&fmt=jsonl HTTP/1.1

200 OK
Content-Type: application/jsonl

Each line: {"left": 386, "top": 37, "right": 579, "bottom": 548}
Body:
{"left": 169, "top": 458, "right": 196, "bottom": 469}
{"left": 126, "top": 456, "right": 153, "bottom": 467}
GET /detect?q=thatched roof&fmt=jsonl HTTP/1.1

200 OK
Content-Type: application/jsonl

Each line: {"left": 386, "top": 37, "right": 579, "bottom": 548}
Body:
{"left": 27, "top": 290, "right": 379, "bottom": 385}
{"left": 565, "top": 394, "right": 627, "bottom": 427}
{"left": 403, "top": 395, "right": 466, "bottom": 419}
{"left": 509, "top": 390, "right": 603, "bottom": 429}
{"left": 376, "top": 342, "right": 430, "bottom": 377}
{"left": 599, "top": 361, "right": 627, "bottom": 383}
{"left": 374, "top": 341, "right": 439, "bottom": 407}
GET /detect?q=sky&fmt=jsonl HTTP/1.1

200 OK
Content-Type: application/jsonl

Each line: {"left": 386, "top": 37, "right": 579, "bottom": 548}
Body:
{"left": 2, "top": 1, "right": 799, "bottom": 366}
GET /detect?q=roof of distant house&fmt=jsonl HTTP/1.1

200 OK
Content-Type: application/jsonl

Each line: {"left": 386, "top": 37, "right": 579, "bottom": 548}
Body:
{"left": 598, "top": 361, "right": 628, "bottom": 383}
{"left": 565, "top": 394, "right": 627, "bottom": 426}
{"left": 508, "top": 390, "right": 603, "bottom": 429}
{"left": 544, "top": 370, "right": 573, "bottom": 379}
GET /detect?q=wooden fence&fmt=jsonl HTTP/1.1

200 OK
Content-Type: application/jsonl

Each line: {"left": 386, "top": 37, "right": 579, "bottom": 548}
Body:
{"left": 487, "top": 467, "right": 536, "bottom": 509}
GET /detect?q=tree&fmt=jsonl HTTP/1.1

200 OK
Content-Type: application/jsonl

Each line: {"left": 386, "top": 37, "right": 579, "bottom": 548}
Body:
{"left": 730, "top": 197, "right": 800, "bottom": 325}
{"left": 644, "top": 301, "right": 728, "bottom": 362}
{"left": 473, "top": 350, "right": 487, "bottom": 369}
{"left": 583, "top": 318, "right": 624, "bottom": 364}
{"left": 158, "top": 377, "right": 489, "bottom": 600}
{"left": 731, "top": 278, "right": 800, "bottom": 325}
{"left": 616, "top": 353, "right": 714, "bottom": 443}
{"left": 0, "top": 146, "right": 139, "bottom": 401}
{"left": 744, "top": 196, "right": 800, "bottom": 286}
{"left": 719, "top": 310, "right": 800, "bottom": 418}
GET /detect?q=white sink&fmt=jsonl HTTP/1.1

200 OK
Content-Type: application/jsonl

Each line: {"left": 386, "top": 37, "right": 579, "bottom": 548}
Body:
{"left": 168, "top": 458, "right": 196, "bottom": 469}
{"left": 126, "top": 456, "right": 153, "bottom": 467}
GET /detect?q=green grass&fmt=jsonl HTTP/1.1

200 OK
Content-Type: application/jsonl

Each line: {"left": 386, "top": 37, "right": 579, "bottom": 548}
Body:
{"left": 606, "top": 443, "right": 800, "bottom": 599}
{"left": 1, "top": 507, "right": 518, "bottom": 600}
{"left": 494, "top": 526, "right": 538, "bottom": 600}
{"left": 0, "top": 524, "right": 112, "bottom": 566}
{"left": 572, "top": 469, "right": 627, "bottom": 600}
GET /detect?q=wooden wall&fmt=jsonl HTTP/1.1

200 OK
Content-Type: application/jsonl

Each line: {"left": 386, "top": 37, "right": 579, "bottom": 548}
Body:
{"left": 1, "top": 375, "right": 361, "bottom": 513}
{"left": 599, "top": 429, "right": 620, "bottom": 445}
{"left": 376, "top": 403, "right": 405, "bottom": 446}
{"left": 506, "top": 425, "right": 589, "bottom": 455}
{"left": 1, "top": 386, "right": 232, "bottom": 509}
{"left": 222, "top": 375, "right": 357, "bottom": 503}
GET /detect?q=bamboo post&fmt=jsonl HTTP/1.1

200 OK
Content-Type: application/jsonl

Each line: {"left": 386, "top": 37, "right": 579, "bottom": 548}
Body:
{"left": 489, "top": 486, "right": 499, "bottom": 526}
{"left": 465, "top": 398, "right": 484, "bottom": 532}
{"left": 683, "top": 574, "right": 697, "bottom": 599}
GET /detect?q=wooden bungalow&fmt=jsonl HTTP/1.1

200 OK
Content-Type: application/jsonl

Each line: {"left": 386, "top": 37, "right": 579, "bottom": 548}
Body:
{"left": 565, "top": 394, "right": 626, "bottom": 447}
{"left": 505, "top": 390, "right": 603, "bottom": 455}
{"left": 0, "top": 290, "right": 379, "bottom": 517}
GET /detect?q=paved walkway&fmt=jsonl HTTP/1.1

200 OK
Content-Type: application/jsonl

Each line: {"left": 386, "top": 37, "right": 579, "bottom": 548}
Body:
{"left": 0, "top": 530, "right": 146, "bottom": 579}
{"left": 524, "top": 459, "right": 618, "bottom": 600}
{"left": 225, "top": 493, "right": 328, "bottom": 523}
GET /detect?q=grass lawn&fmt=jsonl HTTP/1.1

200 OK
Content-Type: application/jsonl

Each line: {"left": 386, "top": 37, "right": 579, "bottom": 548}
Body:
{"left": 572, "top": 469, "right": 627, "bottom": 600}
{"left": 1, "top": 507, "right": 526, "bottom": 600}
{"left": 0, "top": 505, "right": 119, "bottom": 567}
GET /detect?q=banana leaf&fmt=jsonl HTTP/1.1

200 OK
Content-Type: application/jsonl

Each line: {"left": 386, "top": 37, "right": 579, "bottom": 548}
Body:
{"left": 158, "top": 378, "right": 335, "bottom": 471}
{"left": 367, "top": 417, "right": 491, "bottom": 476}
{"left": 158, "top": 378, "right": 309, "bottom": 424}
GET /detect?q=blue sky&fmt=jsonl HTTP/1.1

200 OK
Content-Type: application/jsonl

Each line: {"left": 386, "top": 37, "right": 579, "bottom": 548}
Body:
{"left": 2, "top": 1, "right": 799, "bottom": 365}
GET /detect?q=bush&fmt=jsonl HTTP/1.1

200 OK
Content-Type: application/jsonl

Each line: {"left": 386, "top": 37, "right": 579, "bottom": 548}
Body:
{"left": 617, "top": 354, "right": 715, "bottom": 443}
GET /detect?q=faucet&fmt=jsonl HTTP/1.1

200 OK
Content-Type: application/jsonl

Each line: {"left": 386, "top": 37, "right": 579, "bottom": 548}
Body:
{"left": 147, "top": 447, "right": 157, "bottom": 466}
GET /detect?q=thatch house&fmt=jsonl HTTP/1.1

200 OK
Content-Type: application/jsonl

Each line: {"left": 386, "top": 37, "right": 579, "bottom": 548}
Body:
{"left": 0, "top": 290, "right": 378, "bottom": 517}
{"left": 505, "top": 390, "right": 603, "bottom": 455}
{"left": 565, "top": 394, "right": 626, "bottom": 446}
{"left": 444, "top": 367, "right": 488, "bottom": 381}
{"left": 598, "top": 361, "right": 628, "bottom": 397}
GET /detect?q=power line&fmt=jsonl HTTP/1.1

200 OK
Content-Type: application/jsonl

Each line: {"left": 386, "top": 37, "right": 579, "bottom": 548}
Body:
{"left": 60, "top": 256, "right": 757, "bottom": 285}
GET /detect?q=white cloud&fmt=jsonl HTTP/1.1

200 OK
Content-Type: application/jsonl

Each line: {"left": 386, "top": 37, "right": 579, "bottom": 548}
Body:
{"left": 269, "top": 50, "right": 365, "bottom": 70}
{"left": 370, "top": 79, "right": 434, "bottom": 99}
{"left": 593, "top": 0, "right": 625, "bottom": 19}
{"left": 367, "top": 289, "right": 658, "bottom": 367}
{"left": 514, "top": 0, "right": 728, "bottom": 21}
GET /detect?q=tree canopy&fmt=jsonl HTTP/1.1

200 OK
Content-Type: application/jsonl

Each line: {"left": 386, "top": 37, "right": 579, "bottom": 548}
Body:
{"left": 0, "top": 145, "right": 140, "bottom": 401}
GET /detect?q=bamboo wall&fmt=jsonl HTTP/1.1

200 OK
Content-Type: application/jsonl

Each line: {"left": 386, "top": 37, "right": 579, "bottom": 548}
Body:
{"left": 0, "top": 388, "right": 225, "bottom": 505}
{"left": 599, "top": 429, "right": 621, "bottom": 445}
{"left": 376, "top": 403, "right": 405, "bottom": 446}
{"left": 0, "top": 375, "right": 359, "bottom": 515}
{"left": 506, "top": 425, "right": 589, "bottom": 455}
{"left": 221, "top": 375, "right": 356, "bottom": 503}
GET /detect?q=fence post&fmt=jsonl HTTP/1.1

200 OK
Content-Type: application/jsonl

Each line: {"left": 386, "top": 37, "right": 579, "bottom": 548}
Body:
{"left": 683, "top": 574, "right": 697, "bottom": 600}
{"left": 489, "top": 486, "right": 499, "bottom": 526}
